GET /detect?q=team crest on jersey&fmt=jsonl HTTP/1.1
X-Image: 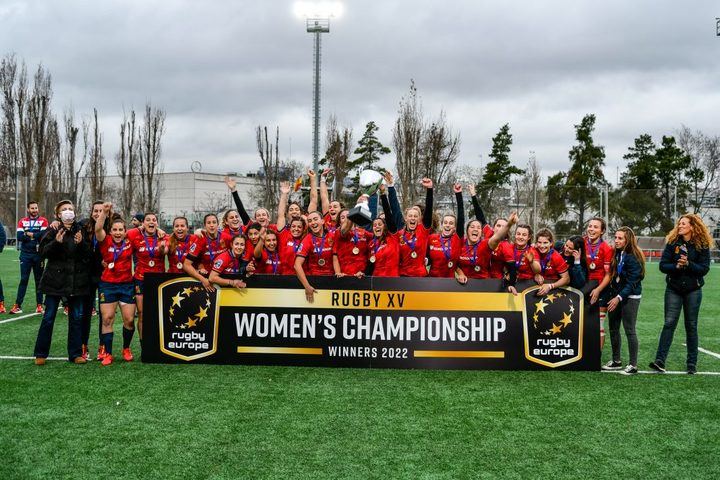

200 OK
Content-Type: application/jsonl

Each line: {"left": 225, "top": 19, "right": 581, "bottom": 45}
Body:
{"left": 522, "top": 286, "right": 584, "bottom": 368}
{"left": 189, "top": 243, "right": 198, "bottom": 254}
{"left": 158, "top": 278, "right": 219, "bottom": 361}
{"left": 213, "top": 258, "right": 223, "bottom": 270}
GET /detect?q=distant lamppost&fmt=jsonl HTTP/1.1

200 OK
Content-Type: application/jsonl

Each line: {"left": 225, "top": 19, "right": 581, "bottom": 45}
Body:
{"left": 294, "top": 2, "right": 343, "bottom": 174}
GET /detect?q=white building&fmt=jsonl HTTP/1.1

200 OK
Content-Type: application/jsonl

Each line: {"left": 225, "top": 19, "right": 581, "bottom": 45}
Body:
{"left": 102, "top": 171, "right": 260, "bottom": 228}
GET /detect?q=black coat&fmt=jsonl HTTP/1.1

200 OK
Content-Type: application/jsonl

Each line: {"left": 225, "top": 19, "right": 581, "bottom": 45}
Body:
{"left": 38, "top": 222, "right": 92, "bottom": 297}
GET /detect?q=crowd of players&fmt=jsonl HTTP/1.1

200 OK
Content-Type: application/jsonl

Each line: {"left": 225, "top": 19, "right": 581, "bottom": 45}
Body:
{"left": 0, "top": 169, "right": 714, "bottom": 374}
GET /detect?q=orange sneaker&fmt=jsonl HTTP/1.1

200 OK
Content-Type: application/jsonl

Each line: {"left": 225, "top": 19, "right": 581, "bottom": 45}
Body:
{"left": 96, "top": 345, "right": 107, "bottom": 361}
{"left": 9, "top": 304, "right": 22, "bottom": 314}
{"left": 122, "top": 348, "right": 134, "bottom": 362}
{"left": 0, "top": 301, "right": 6, "bottom": 313}
{"left": 36, "top": 304, "right": 44, "bottom": 313}
{"left": 101, "top": 354, "right": 114, "bottom": 366}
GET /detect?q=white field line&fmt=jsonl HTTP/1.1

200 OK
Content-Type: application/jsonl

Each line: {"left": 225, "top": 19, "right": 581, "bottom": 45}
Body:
{"left": 601, "top": 370, "right": 720, "bottom": 376}
{"left": 0, "top": 312, "right": 41, "bottom": 324}
{"left": 0, "top": 355, "right": 67, "bottom": 361}
{"left": 682, "top": 343, "right": 720, "bottom": 361}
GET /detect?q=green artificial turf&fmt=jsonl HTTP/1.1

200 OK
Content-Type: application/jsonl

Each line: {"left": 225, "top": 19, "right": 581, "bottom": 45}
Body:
{"left": 1, "top": 248, "right": 719, "bottom": 479}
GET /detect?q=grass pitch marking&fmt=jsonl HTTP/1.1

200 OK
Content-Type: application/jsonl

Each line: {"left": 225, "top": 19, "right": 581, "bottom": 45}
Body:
{"left": 681, "top": 343, "right": 720, "bottom": 360}
{"left": 0, "top": 355, "right": 67, "bottom": 361}
{"left": 0, "top": 312, "right": 41, "bottom": 324}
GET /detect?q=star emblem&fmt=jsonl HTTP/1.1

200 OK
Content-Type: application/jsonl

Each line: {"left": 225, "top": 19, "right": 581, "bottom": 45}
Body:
{"left": 195, "top": 306, "right": 208, "bottom": 322}
{"left": 550, "top": 323, "right": 562, "bottom": 335}
{"left": 182, "top": 287, "right": 193, "bottom": 296}
{"left": 171, "top": 292, "right": 184, "bottom": 307}
{"left": 534, "top": 299, "right": 549, "bottom": 314}
{"left": 560, "top": 312, "right": 572, "bottom": 327}
{"left": 186, "top": 317, "right": 197, "bottom": 328}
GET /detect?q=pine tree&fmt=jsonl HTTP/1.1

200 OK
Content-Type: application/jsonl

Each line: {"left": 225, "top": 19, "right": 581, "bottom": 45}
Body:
{"left": 478, "top": 123, "right": 524, "bottom": 217}
{"left": 347, "top": 121, "right": 391, "bottom": 190}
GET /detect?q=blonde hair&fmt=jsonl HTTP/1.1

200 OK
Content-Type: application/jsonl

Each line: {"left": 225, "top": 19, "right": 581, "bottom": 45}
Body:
{"left": 666, "top": 214, "right": 715, "bottom": 250}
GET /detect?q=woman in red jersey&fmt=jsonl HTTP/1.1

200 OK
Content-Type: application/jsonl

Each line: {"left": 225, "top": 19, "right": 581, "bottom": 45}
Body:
{"left": 396, "top": 178, "right": 434, "bottom": 277}
{"left": 126, "top": 212, "right": 166, "bottom": 339}
{"left": 532, "top": 228, "right": 570, "bottom": 296}
{"left": 184, "top": 214, "right": 226, "bottom": 291}
{"left": 165, "top": 217, "right": 197, "bottom": 274}
{"left": 468, "top": 183, "right": 497, "bottom": 241}
{"left": 319, "top": 168, "right": 343, "bottom": 233}
{"left": 209, "top": 236, "right": 254, "bottom": 288}
{"left": 456, "top": 212, "right": 517, "bottom": 284}
{"left": 219, "top": 209, "right": 243, "bottom": 246}
{"left": 333, "top": 209, "right": 373, "bottom": 278}
{"left": 585, "top": 217, "right": 613, "bottom": 347}
{"left": 503, "top": 224, "right": 538, "bottom": 295}
{"left": 295, "top": 211, "right": 335, "bottom": 302}
{"left": 277, "top": 217, "right": 307, "bottom": 275}
{"left": 254, "top": 228, "right": 281, "bottom": 275}
{"left": 367, "top": 186, "right": 400, "bottom": 277}
{"left": 94, "top": 209, "right": 136, "bottom": 366}
{"left": 427, "top": 184, "right": 465, "bottom": 278}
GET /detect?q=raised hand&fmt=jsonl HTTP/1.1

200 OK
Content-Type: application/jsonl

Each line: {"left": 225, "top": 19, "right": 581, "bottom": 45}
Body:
{"left": 508, "top": 212, "right": 519, "bottom": 225}
{"left": 280, "top": 181, "right": 291, "bottom": 195}
{"left": 421, "top": 178, "right": 433, "bottom": 189}
{"left": 224, "top": 176, "right": 237, "bottom": 192}
{"left": 453, "top": 183, "right": 462, "bottom": 194}
{"left": 307, "top": 169, "right": 316, "bottom": 179}
{"left": 383, "top": 171, "right": 394, "bottom": 185}
{"left": 102, "top": 202, "right": 113, "bottom": 212}
{"left": 467, "top": 184, "right": 476, "bottom": 197}
{"left": 73, "top": 231, "right": 82, "bottom": 244}
{"left": 55, "top": 229, "right": 66, "bottom": 243}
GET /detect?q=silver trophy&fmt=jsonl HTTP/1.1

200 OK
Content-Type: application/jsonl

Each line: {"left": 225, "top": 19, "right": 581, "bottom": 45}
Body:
{"left": 347, "top": 169, "right": 384, "bottom": 225}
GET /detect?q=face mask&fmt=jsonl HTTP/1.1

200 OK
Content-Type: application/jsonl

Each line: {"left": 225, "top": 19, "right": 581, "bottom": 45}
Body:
{"left": 60, "top": 210, "right": 75, "bottom": 222}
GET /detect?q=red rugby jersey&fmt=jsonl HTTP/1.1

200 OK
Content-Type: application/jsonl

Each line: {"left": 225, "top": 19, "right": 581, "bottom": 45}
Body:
{"left": 585, "top": 238, "right": 613, "bottom": 282}
{"left": 212, "top": 250, "right": 244, "bottom": 275}
{"left": 297, "top": 232, "right": 334, "bottom": 276}
{"left": 534, "top": 248, "right": 568, "bottom": 281}
{"left": 99, "top": 236, "right": 133, "bottom": 283}
{"left": 186, "top": 233, "right": 227, "bottom": 273}
{"left": 333, "top": 227, "right": 373, "bottom": 275}
{"left": 369, "top": 234, "right": 400, "bottom": 277}
{"left": 165, "top": 234, "right": 197, "bottom": 273}
{"left": 489, "top": 240, "right": 512, "bottom": 279}
{"left": 427, "top": 233, "right": 462, "bottom": 278}
{"left": 504, "top": 242, "right": 534, "bottom": 280}
{"left": 126, "top": 228, "right": 166, "bottom": 280}
{"left": 220, "top": 226, "right": 243, "bottom": 246}
{"left": 457, "top": 238, "right": 493, "bottom": 279}
{"left": 255, "top": 247, "right": 281, "bottom": 275}
{"left": 397, "top": 223, "right": 430, "bottom": 277}
{"left": 277, "top": 229, "right": 305, "bottom": 275}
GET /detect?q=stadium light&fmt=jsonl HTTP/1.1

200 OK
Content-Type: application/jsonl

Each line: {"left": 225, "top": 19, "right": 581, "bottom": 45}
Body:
{"left": 294, "top": 1, "right": 342, "bottom": 174}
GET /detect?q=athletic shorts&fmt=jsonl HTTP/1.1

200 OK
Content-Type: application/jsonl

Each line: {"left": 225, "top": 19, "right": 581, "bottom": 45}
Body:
{"left": 133, "top": 278, "right": 145, "bottom": 296}
{"left": 98, "top": 281, "right": 135, "bottom": 304}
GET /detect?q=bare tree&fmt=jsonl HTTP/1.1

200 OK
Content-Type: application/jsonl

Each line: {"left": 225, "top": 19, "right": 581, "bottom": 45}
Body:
{"left": 393, "top": 80, "right": 424, "bottom": 211}
{"left": 322, "top": 114, "right": 353, "bottom": 202}
{"left": 115, "top": 108, "right": 138, "bottom": 217}
{"left": 137, "top": 103, "right": 165, "bottom": 213}
{"left": 85, "top": 108, "right": 106, "bottom": 204}
{"left": 0, "top": 55, "right": 20, "bottom": 223}
{"left": 255, "top": 125, "right": 281, "bottom": 215}
{"left": 677, "top": 125, "right": 720, "bottom": 215}
{"left": 420, "top": 110, "right": 460, "bottom": 203}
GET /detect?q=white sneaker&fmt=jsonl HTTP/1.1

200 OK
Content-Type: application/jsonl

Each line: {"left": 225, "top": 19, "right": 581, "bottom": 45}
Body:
{"left": 620, "top": 365, "right": 638, "bottom": 375}
{"left": 601, "top": 360, "right": 623, "bottom": 371}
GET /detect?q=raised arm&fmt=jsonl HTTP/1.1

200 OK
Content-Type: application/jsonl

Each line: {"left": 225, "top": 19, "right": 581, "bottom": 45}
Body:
{"left": 307, "top": 169, "right": 318, "bottom": 213}
{"left": 379, "top": 185, "right": 397, "bottom": 234}
{"left": 319, "top": 168, "right": 331, "bottom": 214}
{"left": 226, "top": 176, "right": 251, "bottom": 224}
{"left": 277, "top": 182, "right": 290, "bottom": 231}
{"left": 489, "top": 212, "right": 517, "bottom": 250}
{"left": 421, "top": 178, "right": 434, "bottom": 229}
{"left": 94, "top": 203, "right": 111, "bottom": 243}
{"left": 454, "top": 184, "right": 464, "bottom": 237}
{"left": 468, "top": 184, "right": 488, "bottom": 226}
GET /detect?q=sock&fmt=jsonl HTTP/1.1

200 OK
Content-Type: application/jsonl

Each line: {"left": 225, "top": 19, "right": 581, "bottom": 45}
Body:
{"left": 102, "top": 332, "right": 114, "bottom": 355}
{"left": 123, "top": 327, "right": 135, "bottom": 349}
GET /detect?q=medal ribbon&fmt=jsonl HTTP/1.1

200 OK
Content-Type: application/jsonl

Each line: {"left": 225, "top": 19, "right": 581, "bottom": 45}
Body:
{"left": 513, "top": 245, "right": 526, "bottom": 267}
{"left": 440, "top": 235, "right": 452, "bottom": 262}
{"left": 268, "top": 249, "right": 279, "bottom": 274}
{"left": 143, "top": 233, "right": 157, "bottom": 260}
{"left": 616, "top": 252, "right": 626, "bottom": 276}
{"left": 587, "top": 238, "right": 602, "bottom": 264}
{"left": 229, "top": 251, "right": 240, "bottom": 274}
{"left": 207, "top": 235, "right": 220, "bottom": 262}
{"left": 312, "top": 234, "right": 326, "bottom": 262}
{"left": 465, "top": 239, "right": 479, "bottom": 266}
{"left": 403, "top": 229, "right": 417, "bottom": 253}
{"left": 352, "top": 229, "right": 359, "bottom": 247}
{"left": 540, "top": 248, "right": 555, "bottom": 273}
{"left": 112, "top": 240, "right": 125, "bottom": 265}
{"left": 175, "top": 236, "right": 190, "bottom": 263}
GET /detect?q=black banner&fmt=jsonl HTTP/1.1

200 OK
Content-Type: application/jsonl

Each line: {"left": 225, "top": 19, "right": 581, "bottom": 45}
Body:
{"left": 142, "top": 274, "right": 600, "bottom": 370}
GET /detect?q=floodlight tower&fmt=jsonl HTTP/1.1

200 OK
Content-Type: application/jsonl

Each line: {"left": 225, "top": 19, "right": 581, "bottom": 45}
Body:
{"left": 295, "top": 2, "right": 343, "bottom": 174}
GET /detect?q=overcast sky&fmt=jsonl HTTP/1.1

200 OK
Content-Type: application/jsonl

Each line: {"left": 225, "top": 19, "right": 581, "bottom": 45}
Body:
{"left": 1, "top": 0, "right": 718, "bottom": 184}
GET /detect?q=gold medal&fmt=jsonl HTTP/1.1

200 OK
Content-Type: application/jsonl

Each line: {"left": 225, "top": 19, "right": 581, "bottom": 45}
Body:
{"left": 148, "top": 260, "right": 155, "bottom": 267}
{"left": 176, "top": 262, "right": 183, "bottom": 270}
{"left": 352, "top": 247, "right": 359, "bottom": 255}
{"left": 318, "top": 258, "right": 326, "bottom": 267}
{"left": 108, "top": 262, "right": 115, "bottom": 270}
{"left": 474, "top": 265, "right": 481, "bottom": 272}
{"left": 447, "top": 261, "right": 454, "bottom": 269}
{"left": 369, "top": 256, "right": 376, "bottom": 263}
{"left": 589, "top": 262, "right": 595, "bottom": 269}
{"left": 410, "top": 251, "right": 418, "bottom": 259}
{"left": 616, "top": 276, "right": 620, "bottom": 283}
